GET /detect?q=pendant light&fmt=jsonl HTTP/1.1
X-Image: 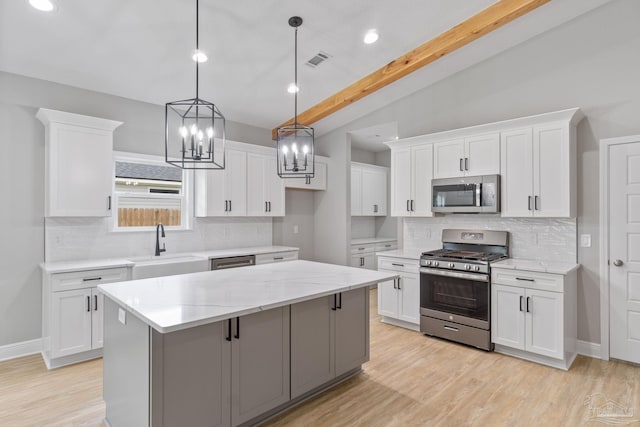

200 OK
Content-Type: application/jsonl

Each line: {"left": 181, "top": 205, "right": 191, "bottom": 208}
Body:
{"left": 276, "top": 16, "right": 314, "bottom": 179}
{"left": 165, "top": 0, "right": 225, "bottom": 170}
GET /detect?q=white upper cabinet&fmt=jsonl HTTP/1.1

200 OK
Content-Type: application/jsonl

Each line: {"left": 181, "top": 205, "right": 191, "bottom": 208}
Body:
{"left": 351, "top": 163, "right": 388, "bottom": 216}
{"left": 195, "top": 149, "right": 247, "bottom": 217}
{"left": 501, "top": 121, "right": 576, "bottom": 217}
{"left": 37, "top": 108, "right": 122, "bottom": 217}
{"left": 247, "top": 153, "right": 285, "bottom": 217}
{"left": 433, "top": 133, "right": 499, "bottom": 178}
{"left": 390, "top": 143, "right": 433, "bottom": 217}
{"left": 284, "top": 158, "right": 328, "bottom": 191}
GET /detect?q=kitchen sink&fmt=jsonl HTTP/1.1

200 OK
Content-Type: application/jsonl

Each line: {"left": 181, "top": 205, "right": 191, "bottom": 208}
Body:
{"left": 128, "top": 254, "right": 209, "bottom": 280}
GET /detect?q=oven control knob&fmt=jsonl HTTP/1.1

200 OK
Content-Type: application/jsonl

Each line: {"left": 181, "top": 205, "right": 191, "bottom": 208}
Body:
{"left": 465, "top": 264, "right": 471, "bottom": 271}
{"left": 474, "top": 265, "right": 480, "bottom": 272}
{"left": 448, "top": 263, "right": 454, "bottom": 268}
{"left": 426, "top": 260, "right": 432, "bottom": 266}
{"left": 433, "top": 261, "right": 439, "bottom": 267}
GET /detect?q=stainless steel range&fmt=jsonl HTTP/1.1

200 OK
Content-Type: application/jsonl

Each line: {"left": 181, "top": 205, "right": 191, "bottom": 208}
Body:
{"left": 419, "top": 229, "right": 509, "bottom": 351}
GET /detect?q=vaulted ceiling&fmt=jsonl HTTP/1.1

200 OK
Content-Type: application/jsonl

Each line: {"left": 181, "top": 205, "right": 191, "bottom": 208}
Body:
{"left": 0, "top": 0, "right": 613, "bottom": 138}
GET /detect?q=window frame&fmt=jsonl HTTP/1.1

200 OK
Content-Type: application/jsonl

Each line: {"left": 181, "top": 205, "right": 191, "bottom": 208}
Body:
{"left": 110, "top": 151, "right": 192, "bottom": 232}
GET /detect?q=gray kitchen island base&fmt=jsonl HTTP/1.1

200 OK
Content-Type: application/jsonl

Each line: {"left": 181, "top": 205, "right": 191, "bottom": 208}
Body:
{"left": 103, "top": 286, "right": 371, "bottom": 427}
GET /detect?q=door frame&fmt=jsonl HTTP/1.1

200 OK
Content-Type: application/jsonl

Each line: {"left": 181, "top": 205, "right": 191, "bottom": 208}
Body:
{"left": 599, "top": 134, "right": 640, "bottom": 361}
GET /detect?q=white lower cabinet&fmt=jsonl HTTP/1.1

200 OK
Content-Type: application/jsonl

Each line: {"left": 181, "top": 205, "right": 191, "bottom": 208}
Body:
{"left": 491, "top": 267, "right": 577, "bottom": 370}
{"left": 351, "top": 241, "right": 397, "bottom": 270}
{"left": 290, "top": 288, "right": 369, "bottom": 398}
{"left": 377, "top": 256, "right": 420, "bottom": 330}
{"left": 255, "top": 250, "right": 298, "bottom": 265}
{"left": 42, "top": 267, "right": 129, "bottom": 368}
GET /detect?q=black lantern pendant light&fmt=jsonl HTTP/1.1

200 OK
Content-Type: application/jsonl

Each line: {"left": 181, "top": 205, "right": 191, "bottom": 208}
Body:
{"left": 276, "top": 16, "right": 314, "bottom": 179}
{"left": 165, "top": 0, "right": 225, "bottom": 169}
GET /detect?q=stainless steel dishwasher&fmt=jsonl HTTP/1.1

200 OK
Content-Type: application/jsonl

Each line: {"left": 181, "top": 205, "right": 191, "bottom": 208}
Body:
{"left": 210, "top": 255, "right": 256, "bottom": 270}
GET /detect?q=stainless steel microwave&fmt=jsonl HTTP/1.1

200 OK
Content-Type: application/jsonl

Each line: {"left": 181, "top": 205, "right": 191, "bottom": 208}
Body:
{"left": 431, "top": 174, "right": 500, "bottom": 214}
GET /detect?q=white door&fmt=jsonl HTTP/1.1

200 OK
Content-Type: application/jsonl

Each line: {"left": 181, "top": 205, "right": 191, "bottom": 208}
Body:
{"left": 194, "top": 169, "right": 226, "bottom": 217}
{"left": 500, "top": 128, "right": 534, "bottom": 217}
{"left": 464, "top": 133, "right": 500, "bottom": 176}
{"left": 361, "top": 168, "right": 378, "bottom": 216}
{"left": 351, "top": 167, "right": 362, "bottom": 216}
{"left": 411, "top": 144, "right": 434, "bottom": 217}
{"left": 525, "top": 289, "right": 564, "bottom": 359}
{"left": 366, "top": 168, "right": 387, "bottom": 216}
{"left": 390, "top": 148, "right": 412, "bottom": 217}
{"left": 377, "top": 278, "right": 399, "bottom": 318}
{"left": 246, "top": 153, "right": 267, "bottom": 216}
{"left": 264, "top": 156, "right": 285, "bottom": 216}
{"left": 51, "top": 288, "right": 92, "bottom": 358}
{"left": 397, "top": 273, "right": 420, "bottom": 324}
{"left": 533, "top": 123, "right": 570, "bottom": 217}
{"left": 433, "top": 139, "right": 464, "bottom": 179}
{"left": 491, "top": 284, "right": 525, "bottom": 350}
{"left": 226, "top": 150, "right": 247, "bottom": 216}
{"left": 610, "top": 142, "right": 640, "bottom": 364}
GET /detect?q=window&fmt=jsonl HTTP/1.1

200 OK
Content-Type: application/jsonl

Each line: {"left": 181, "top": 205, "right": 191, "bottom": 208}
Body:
{"left": 112, "top": 152, "right": 190, "bottom": 230}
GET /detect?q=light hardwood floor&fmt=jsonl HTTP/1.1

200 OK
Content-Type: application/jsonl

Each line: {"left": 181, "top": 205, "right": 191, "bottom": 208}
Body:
{"left": 1, "top": 288, "right": 639, "bottom": 426}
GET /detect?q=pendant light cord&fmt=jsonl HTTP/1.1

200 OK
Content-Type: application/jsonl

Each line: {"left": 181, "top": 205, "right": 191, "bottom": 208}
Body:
{"left": 195, "top": 0, "right": 199, "bottom": 99}
{"left": 294, "top": 26, "right": 298, "bottom": 125}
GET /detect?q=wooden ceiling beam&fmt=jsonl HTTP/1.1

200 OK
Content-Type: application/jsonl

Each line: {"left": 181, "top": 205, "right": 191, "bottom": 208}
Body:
{"left": 271, "top": 0, "right": 550, "bottom": 139}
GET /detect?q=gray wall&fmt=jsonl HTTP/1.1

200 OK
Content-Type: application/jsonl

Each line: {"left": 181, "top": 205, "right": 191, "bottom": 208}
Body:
{"left": 310, "top": 0, "right": 640, "bottom": 344}
{"left": 0, "top": 71, "right": 273, "bottom": 347}
{"left": 272, "top": 189, "right": 316, "bottom": 260}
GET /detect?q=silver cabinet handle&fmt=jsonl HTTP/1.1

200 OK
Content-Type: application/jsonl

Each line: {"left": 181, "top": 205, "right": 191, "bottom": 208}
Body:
{"left": 528, "top": 196, "right": 533, "bottom": 211}
{"left": 444, "top": 325, "right": 459, "bottom": 332}
{"left": 459, "top": 158, "right": 464, "bottom": 171}
{"left": 534, "top": 195, "right": 539, "bottom": 210}
{"left": 465, "top": 157, "right": 469, "bottom": 171}
{"left": 613, "top": 259, "right": 624, "bottom": 267}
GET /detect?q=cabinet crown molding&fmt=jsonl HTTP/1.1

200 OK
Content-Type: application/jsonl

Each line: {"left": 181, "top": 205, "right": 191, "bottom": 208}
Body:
{"left": 386, "top": 108, "right": 584, "bottom": 148}
{"left": 36, "top": 108, "right": 123, "bottom": 131}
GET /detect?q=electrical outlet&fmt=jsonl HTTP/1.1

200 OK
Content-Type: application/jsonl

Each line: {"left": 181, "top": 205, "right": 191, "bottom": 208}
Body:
{"left": 293, "top": 225, "right": 299, "bottom": 234}
{"left": 118, "top": 308, "right": 126, "bottom": 325}
{"left": 580, "top": 234, "right": 592, "bottom": 248}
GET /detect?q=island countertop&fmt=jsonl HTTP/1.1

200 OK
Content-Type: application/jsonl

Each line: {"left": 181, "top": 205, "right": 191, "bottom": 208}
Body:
{"left": 98, "top": 260, "right": 398, "bottom": 334}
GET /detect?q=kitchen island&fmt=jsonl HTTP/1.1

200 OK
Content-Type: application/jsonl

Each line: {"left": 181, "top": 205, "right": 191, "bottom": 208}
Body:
{"left": 98, "top": 260, "right": 398, "bottom": 427}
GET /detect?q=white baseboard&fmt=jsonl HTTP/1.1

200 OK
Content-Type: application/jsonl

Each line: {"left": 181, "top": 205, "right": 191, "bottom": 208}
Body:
{"left": 576, "top": 340, "right": 601, "bottom": 359}
{"left": 0, "top": 338, "right": 42, "bottom": 362}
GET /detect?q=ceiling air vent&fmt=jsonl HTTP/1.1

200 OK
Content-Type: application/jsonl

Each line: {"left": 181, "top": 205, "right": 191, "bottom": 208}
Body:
{"left": 306, "top": 51, "right": 332, "bottom": 68}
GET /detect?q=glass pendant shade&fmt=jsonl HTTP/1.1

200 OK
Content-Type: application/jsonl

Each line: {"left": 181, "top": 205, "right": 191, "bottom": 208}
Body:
{"left": 165, "top": 98, "right": 225, "bottom": 169}
{"left": 276, "top": 123, "right": 314, "bottom": 178}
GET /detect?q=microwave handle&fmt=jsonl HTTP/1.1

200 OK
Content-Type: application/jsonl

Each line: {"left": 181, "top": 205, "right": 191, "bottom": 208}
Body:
{"left": 476, "top": 183, "right": 481, "bottom": 207}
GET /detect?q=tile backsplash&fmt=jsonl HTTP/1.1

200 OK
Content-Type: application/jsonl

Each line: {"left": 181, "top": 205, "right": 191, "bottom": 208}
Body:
{"left": 45, "top": 217, "right": 273, "bottom": 262}
{"left": 403, "top": 215, "right": 576, "bottom": 263}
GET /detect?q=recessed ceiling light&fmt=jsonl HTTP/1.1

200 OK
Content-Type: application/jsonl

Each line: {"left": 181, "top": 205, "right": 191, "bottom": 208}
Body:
{"left": 192, "top": 50, "right": 208, "bottom": 63}
{"left": 364, "top": 29, "right": 379, "bottom": 45}
{"left": 29, "top": 0, "right": 55, "bottom": 12}
{"left": 287, "top": 83, "right": 299, "bottom": 94}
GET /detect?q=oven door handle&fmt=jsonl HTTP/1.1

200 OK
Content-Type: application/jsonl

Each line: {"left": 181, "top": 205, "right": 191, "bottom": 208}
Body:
{"left": 419, "top": 267, "right": 489, "bottom": 282}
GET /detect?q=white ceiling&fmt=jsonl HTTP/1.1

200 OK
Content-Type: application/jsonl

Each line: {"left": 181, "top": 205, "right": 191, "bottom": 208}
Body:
{"left": 0, "top": 0, "right": 613, "bottom": 139}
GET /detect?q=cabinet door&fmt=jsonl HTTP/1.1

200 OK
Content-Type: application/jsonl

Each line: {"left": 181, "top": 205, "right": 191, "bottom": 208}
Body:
{"left": 350, "top": 167, "right": 362, "bottom": 215}
{"left": 226, "top": 150, "right": 247, "bottom": 216}
{"left": 246, "top": 153, "right": 268, "bottom": 216}
{"left": 377, "top": 278, "right": 398, "bottom": 318}
{"left": 335, "top": 288, "right": 369, "bottom": 377}
{"left": 500, "top": 128, "right": 534, "bottom": 217}
{"left": 398, "top": 273, "right": 420, "bottom": 324}
{"left": 91, "top": 289, "right": 104, "bottom": 349}
{"left": 290, "top": 296, "right": 334, "bottom": 399}
{"left": 351, "top": 255, "right": 365, "bottom": 268}
{"left": 363, "top": 168, "right": 387, "bottom": 216}
{"left": 533, "top": 123, "right": 570, "bottom": 217}
{"left": 47, "top": 124, "right": 113, "bottom": 217}
{"left": 525, "top": 289, "right": 564, "bottom": 359}
{"left": 465, "top": 133, "right": 500, "bottom": 176}
{"left": 433, "top": 139, "right": 465, "bottom": 179}
{"left": 265, "top": 156, "right": 285, "bottom": 216}
{"left": 491, "top": 284, "right": 525, "bottom": 350}
{"left": 390, "top": 148, "right": 412, "bottom": 217}
{"left": 363, "top": 253, "right": 375, "bottom": 270}
{"left": 284, "top": 160, "right": 327, "bottom": 190}
{"left": 231, "top": 307, "right": 290, "bottom": 426}
{"left": 51, "top": 288, "right": 92, "bottom": 358}
{"left": 411, "top": 144, "right": 434, "bottom": 216}
{"left": 194, "top": 168, "right": 226, "bottom": 217}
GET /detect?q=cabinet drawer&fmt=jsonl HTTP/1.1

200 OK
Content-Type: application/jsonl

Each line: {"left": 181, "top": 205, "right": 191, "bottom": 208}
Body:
{"left": 375, "top": 242, "right": 398, "bottom": 252}
{"left": 255, "top": 251, "right": 299, "bottom": 265}
{"left": 52, "top": 267, "right": 129, "bottom": 292}
{"left": 378, "top": 257, "right": 418, "bottom": 274}
{"left": 351, "top": 244, "right": 375, "bottom": 255}
{"left": 491, "top": 268, "right": 564, "bottom": 293}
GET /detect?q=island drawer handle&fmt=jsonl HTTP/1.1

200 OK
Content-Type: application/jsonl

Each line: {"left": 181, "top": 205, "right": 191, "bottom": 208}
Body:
{"left": 83, "top": 277, "right": 102, "bottom": 282}
{"left": 226, "top": 320, "right": 232, "bottom": 342}
{"left": 444, "top": 325, "right": 458, "bottom": 332}
{"left": 337, "top": 293, "right": 342, "bottom": 310}
{"left": 234, "top": 317, "right": 240, "bottom": 340}
{"left": 515, "top": 277, "right": 535, "bottom": 282}
{"left": 273, "top": 257, "right": 284, "bottom": 260}
{"left": 331, "top": 295, "right": 337, "bottom": 311}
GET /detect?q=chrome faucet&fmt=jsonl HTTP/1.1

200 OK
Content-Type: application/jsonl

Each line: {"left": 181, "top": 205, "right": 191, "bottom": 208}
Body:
{"left": 155, "top": 223, "right": 166, "bottom": 256}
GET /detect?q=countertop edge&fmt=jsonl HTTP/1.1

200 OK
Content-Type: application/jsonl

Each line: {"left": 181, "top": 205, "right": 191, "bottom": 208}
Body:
{"left": 491, "top": 259, "right": 581, "bottom": 275}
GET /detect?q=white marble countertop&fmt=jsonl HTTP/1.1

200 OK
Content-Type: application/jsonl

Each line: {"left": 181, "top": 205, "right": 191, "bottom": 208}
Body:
{"left": 492, "top": 259, "right": 580, "bottom": 275}
{"left": 41, "top": 246, "right": 299, "bottom": 274}
{"left": 351, "top": 237, "right": 397, "bottom": 245}
{"left": 98, "top": 260, "right": 398, "bottom": 334}
{"left": 375, "top": 249, "right": 422, "bottom": 261}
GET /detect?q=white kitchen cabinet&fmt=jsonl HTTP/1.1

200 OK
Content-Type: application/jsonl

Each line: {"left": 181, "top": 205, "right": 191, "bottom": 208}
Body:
{"left": 36, "top": 108, "right": 122, "bottom": 217}
{"left": 377, "top": 256, "right": 420, "bottom": 330}
{"left": 42, "top": 266, "right": 129, "bottom": 368}
{"left": 246, "top": 153, "right": 285, "bottom": 217}
{"left": 491, "top": 266, "right": 576, "bottom": 370}
{"left": 390, "top": 143, "right": 433, "bottom": 217}
{"left": 285, "top": 159, "right": 327, "bottom": 190}
{"left": 351, "top": 253, "right": 375, "bottom": 269}
{"left": 351, "top": 163, "right": 388, "bottom": 216}
{"left": 433, "top": 133, "right": 499, "bottom": 179}
{"left": 501, "top": 122, "right": 576, "bottom": 217}
{"left": 195, "top": 149, "right": 247, "bottom": 217}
